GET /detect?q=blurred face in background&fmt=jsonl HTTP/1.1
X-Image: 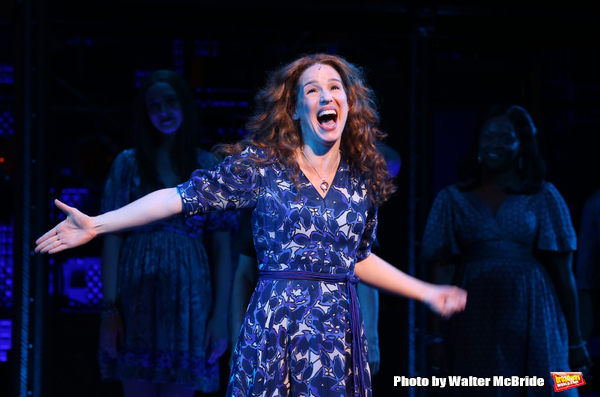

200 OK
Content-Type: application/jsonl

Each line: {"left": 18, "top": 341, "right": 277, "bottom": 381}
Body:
{"left": 479, "top": 115, "right": 520, "bottom": 172}
{"left": 145, "top": 82, "right": 183, "bottom": 135}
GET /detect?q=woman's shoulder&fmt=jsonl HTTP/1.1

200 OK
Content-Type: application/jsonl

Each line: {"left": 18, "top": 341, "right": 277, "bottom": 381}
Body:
{"left": 241, "top": 145, "right": 269, "bottom": 158}
{"left": 199, "top": 145, "right": 278, "bottom": 177}
{"left": 110, "top": 148, "right": 137, "bottom": 169}
{"left": 238, "top": 145, "right": 279, "bottom": 169}
{"left": 535, "top": 181, "right": 571, "bottom": 212}
{"left": 437, "top": 183, "right": 464, "bottom": 201}
{"left": 421, "top": 184, "right": 462, "bottom": 213}
{"left": 538, "top": 181, "right": 563, "bottom": 199}
{"left": 214, "top": 144, "right": 267, "bottom": 159}
{"left": 583, "top": 188, "right": 600, "bottom": 214}
{"left": 116, "top": 148, "right": 136, "bottom": 160}
{"left": 193, "top": 146, "right": 268, "bottom": 168}
{"left": 195, "top": 147, "right": 215, "bottom": 169}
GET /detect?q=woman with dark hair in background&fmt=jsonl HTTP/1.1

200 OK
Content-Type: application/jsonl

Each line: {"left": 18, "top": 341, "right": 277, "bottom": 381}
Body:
{"left": 99, "top": 70, "right": 233, "bottom": 397}
{"left": 421, "top": 105, "right": 591, "bottom": 395}
{"left": 35, "top": 54, "right": 466, "bottom": 397}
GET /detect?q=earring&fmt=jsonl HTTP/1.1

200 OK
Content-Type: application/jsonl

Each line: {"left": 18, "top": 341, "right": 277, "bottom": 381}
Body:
{"left": 477, "top": 154, "right": 482, "bottom": 164}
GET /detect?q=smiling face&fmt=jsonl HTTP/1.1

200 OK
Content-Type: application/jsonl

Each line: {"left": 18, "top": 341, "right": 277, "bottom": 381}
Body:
{"left": 293, "top": 64, "right": 348, "bottom": 152}
{"left": 479, "top": 115, "right": 520, "bottom": 172}
{"left": 145, "top": 82, "right": 183, "bottom": 135}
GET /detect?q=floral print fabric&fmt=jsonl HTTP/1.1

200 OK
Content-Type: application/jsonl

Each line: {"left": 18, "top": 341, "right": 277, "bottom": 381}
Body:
{"left": 177, "top": 147, "right": 377, "bottom": 396}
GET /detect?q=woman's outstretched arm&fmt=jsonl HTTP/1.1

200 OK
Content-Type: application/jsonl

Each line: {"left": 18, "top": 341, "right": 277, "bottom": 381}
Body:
{"left": 355, "top": 253, "right": 467, "bottom": 318}
{"left": 35, "top": 187, "right": 182, "bottom": 254}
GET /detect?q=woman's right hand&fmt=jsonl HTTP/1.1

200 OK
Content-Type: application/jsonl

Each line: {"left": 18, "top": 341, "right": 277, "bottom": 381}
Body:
{"left": 423, "top": 284, "right": 468, "bottom": 318}
{"left": 99, "top": 314, "right": 125, "bottom": 359}
{"left": 35, "top": 199, "right": 97, "bottom": 254}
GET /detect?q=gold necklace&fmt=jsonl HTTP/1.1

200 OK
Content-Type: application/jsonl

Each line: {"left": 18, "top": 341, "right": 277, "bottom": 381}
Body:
{"left": 301, "top": 149, "right": 340, "bottom": 192}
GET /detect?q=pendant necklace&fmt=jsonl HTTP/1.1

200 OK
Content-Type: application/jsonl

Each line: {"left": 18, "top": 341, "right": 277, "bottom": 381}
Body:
{"left": 301, "top": 149, "right": 340, "bottom": 193}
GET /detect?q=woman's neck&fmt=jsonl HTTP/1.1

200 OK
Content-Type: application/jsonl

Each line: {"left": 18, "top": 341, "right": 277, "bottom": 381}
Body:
{"left": 480, "top": 167, "right": 521, "bottom": 190}
{"left": 301, "top": 140, "right": 340, "bottom": 158}
{"left": 299, "top": 144, "right": 340, "bottom": 169}
{"left": 157, "top": 133, "right": 176, "bottom": 152}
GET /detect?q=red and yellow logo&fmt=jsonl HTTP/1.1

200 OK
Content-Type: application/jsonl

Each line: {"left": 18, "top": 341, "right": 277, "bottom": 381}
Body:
{"left": 550, "top": 372, "right": 585, "bottom": 392}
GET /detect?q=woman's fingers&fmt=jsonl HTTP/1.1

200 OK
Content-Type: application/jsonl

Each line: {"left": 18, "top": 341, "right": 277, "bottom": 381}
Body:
{"left": 430, "top": 286, "right": 467, "bottom": 318}
{"left": 54, "top": 199, "right": 71, "bottom": 214}
{"left": 35, "top": 229, "right": 59, "bottom": 253}
{"left": 35, "top": 226, "right": 68, "bottom": 254}
{"left": 101, "top": 333, "right": 118, "bottom": 359}
{"left": 35, "top": 202, "right": 95, "bottom": 254}
{"left": 36, "top": 233, "right": 68, "bottom": 254}
{"left": 47, "top": 239, "right": 68, "bottom": 254}
{"left": 443, "top": 289, "right": 467, "bottom": 317}
{"left": 35, "top": 228, "right": 56, "bottom": 249}
{"left": 208, "top": 338, "right": 228, "bottom": 364}
{"left": 100, "top": 316, "right": 123, "bottom": 359}
{"left": 35, "top": 201, "right": 74, "bottom": 253}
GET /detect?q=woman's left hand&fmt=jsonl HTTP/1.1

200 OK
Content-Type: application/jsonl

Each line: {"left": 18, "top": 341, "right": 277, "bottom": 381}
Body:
{"left": 569, "top": 343, "right": 593, "bottom": 376}
{"left": 423, "top": 285, "right": 468, "bottom": 318}
{"left": 204, "top": 314, "right": 228, "bottom": 364}
{"left": 35, "top": 200, "right": 96, "bottom": 254}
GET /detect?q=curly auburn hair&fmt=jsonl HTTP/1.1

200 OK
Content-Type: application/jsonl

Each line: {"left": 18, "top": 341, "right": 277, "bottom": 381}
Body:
{"left": 214, "top": 53, "right": 396, "bottom": 206}
{"left": 458, "top": 104, "right": 546, "bottom": 194}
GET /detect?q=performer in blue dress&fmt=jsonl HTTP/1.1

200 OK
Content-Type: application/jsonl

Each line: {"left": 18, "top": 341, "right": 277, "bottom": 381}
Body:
{"left": 98, "top": 70, "right": 234, "bottom": 396}
{"left": 421, "top": 105, "right": 591, "bottom": 396}
{"left": 35, "top": 54, "right": 467, "bottom": 397}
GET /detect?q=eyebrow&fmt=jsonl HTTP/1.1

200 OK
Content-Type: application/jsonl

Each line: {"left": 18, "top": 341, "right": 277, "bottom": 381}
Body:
{"left": 482, "top": 130, "right": 515, "bottom": 134}
{"left": 302, "top": 78, "right": 343, "bottom": 88}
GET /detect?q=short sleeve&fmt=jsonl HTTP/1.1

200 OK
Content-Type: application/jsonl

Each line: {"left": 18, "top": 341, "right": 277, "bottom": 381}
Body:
{"left": 419, "top": 187, "right": 461, "bottom": 262}
{"left": 356, "top": 206, "right": 378, "bottom": 262}
{"left": 536, "top": 182, "right": 577, "bottom": 252}
{"left": 177, "top": 147, "right": 261, "bottom": 217}
{"left": 100, "top": 149, "right": 136, "bottom": 213}
{"left": 195, "top": 148, "right": 239, "bottom": 231}
{"left": 576, "top": 189, "right": 600, "bottom": 290}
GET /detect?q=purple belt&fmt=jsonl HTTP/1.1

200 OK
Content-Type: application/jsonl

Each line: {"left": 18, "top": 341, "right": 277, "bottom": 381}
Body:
{"left": 258, "top": 270, "right": 367, "bottom": 397}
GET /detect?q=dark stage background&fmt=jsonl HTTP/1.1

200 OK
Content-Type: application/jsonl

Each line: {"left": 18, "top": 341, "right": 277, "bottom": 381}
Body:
{"left": 1, "top": 1, "right": 600, "bottom": 396}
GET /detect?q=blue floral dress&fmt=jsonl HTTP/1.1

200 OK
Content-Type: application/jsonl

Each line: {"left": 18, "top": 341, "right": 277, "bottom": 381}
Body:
{"left": 177, "top": 147, "right": 377, "bottom": 397}
{"left": 99, "top": 148, "right": 233, "bottom": 391}
{"left": 420, "top": 183, "right": 577, "bottom": 396}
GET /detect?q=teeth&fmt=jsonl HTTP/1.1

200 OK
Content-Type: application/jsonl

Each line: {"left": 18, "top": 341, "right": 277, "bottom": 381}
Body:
{"left": 318, "top": 109, "right": 337, "bottom": 117}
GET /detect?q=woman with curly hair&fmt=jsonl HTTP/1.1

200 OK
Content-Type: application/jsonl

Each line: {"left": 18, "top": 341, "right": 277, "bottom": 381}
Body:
{"left": 35, "top": 54, "right": 466, "bottom": 397}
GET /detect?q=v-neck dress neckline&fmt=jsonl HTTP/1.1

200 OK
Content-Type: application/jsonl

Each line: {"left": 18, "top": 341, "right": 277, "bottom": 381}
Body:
{"left": 464, "top": 190, "right": 515, "bottom": 221}
{"left": 299, "top": 160, "right": 342, "bottom": 200}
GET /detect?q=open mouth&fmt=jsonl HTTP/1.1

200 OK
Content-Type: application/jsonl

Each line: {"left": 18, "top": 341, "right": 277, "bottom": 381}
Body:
{"left": 317, "top": 109, "right": 338, "bottom": 128}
